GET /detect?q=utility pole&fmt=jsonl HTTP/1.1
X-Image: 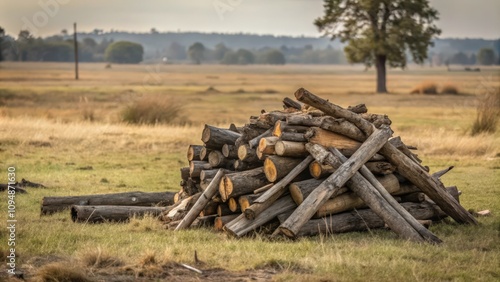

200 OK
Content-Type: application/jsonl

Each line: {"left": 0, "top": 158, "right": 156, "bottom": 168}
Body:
{"left": 73, "top": 22, "right": 79, "bottom": 80}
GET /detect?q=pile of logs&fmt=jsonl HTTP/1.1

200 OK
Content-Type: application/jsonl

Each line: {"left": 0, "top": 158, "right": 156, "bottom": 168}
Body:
{"left": 164, "top": 88, "right": 477, "bottom": 243}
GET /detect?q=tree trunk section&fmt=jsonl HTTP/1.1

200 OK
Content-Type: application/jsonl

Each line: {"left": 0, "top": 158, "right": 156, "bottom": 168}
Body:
{"left": 71, "top": 205, "right": 166, "bottom": 223}
{"left": 187, "top": 145, "right": 204, "bottom": 161}
{"left": 222, "top": 144, "right": 239, "bottom": 159}
{"left": 202, "top": 124, "right": 241, "bottom": 150}
{"left": 41, "top": 191, "right": 175, "bottom": 215}
{"left": 238, "top": 144, "right": 260, "bottom": 163}
{"left": 214, "top": 214, "right": 239, "bottom": 231}
{"left": 274, "top": 141, "right": 308, "bottom": 157}
{"left": 219, "top": 167, "right": 268, "bottom": 202}
{"left": 305, "top": 127, "right": 361, "bottom": 151}
{"left": 263, "top": 155, "right": 304, "bottom": 182}
{"left": 376, "top": 55, "right": 388, "bottom": 93}
{"left": 364, "top": 161, "right": 396, "bottom": 175}
{"left": 189, "top": 161, "right": 212, "bottom": 178}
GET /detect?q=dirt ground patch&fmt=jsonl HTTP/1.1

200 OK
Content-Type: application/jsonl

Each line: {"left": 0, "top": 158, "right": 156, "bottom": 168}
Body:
{"left": 0, "top": 255, "right": 291, "bottom": 282}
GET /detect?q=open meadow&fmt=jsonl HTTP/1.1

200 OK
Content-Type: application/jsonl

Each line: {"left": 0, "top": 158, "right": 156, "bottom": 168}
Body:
{"left": 0, "top": 62, "right": 499, "bottom": 281}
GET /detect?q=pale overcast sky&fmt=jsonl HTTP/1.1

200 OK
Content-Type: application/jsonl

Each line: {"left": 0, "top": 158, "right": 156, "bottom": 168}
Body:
{"left": 1, "top": 0, "right": 499, "bottom": 39}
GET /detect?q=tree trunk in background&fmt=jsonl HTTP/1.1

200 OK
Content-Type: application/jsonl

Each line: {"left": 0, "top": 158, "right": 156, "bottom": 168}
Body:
{"left": 376, "top": 55, "right": 388, "bottom": 93}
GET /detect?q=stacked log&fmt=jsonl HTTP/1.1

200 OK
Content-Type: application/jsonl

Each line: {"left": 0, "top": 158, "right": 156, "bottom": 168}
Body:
{"left": 167, "top": 89, "right": 476, "bottom": 244}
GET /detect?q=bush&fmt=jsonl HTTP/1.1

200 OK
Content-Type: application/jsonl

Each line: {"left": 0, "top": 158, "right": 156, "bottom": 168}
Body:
{"left": 410, "top": 82, "right": 438, "bottom": 94}
{"left": 441, "top": 84, "right": 459, "bottom": 94}
{"left": 121, "top": 96, "right": 185, "bottom": 125}
{"left": 471, "top": 87, "right": 500, "bottom": 135}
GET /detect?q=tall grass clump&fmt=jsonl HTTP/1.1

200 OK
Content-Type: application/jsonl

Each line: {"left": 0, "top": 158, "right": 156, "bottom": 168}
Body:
{"left": 441, "top": 84, "right": 459, "bottom": 94}
{"left": 121, "top": 95, "right": 184, "bottom": 125}
{"left": 471, "top": 87, "right": 500, "bottom": 135}
{"left": 410, "top": 82, "right": 438, "bottom": 94}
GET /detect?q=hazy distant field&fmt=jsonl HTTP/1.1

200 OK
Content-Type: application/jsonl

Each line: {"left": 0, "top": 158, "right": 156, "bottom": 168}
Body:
{"left": 0, "top": 62, "right": 499, "bottom": 281}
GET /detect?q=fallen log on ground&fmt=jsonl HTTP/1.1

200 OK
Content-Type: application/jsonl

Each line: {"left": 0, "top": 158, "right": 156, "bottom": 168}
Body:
{"left": 71, "top": 205, "right": 166, "bottom": 223}
{"left": 41, "top": 191, "right": 175, "bottom": 215}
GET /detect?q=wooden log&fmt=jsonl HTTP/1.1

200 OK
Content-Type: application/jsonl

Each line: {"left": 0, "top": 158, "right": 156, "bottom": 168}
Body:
{"left": 253, "top": 183, "right": 274, "bottom": 194}
{"left": 432, "top": 166, "right": 454, "bottom": 180}
{"left": 333, "top": 148, "right": 442, "bottom": 243}
{"left": 219, "top": 167, "right": 269, "bottom": 202}
{"left": 41, "top": 191, "right": 175, "bottom": 215}
{"left": 274, "top": 141, "right": 308, "bottom": 157}
{"left": 214, "top": 214, "right": 239, "bottom": 231}
{"left": 228, "top": 197, "right": 239, "bottom": 212}
{"left": 71, "top": 205, "right": 166, "bottom": 223}
{"left": 240, "top": 124, "right": 269, "bottom": 142}
{"left": 263, "top": 155, "right": 304, "bottom": 183}
{"left": 200, "top": 169, "right": 232, "bottom": 182}
{"left": 272, "top": 121, "right": 309, "bottom": 137}
{"left": 199, "top": 201, "right": 219, "bottom": 216}
{"left": 182, "top": 178, "right": 201, "bottom": 196}
{"left": 248, "top": 128, "right": 273, "bottom": 148}
{"left": 286, "top": 115, "right": 366, "bottom": 142}
{"left": 233, "top": 159, "right": 261, "bottom": 171}
{"left": 446, "top": 186, "right": 460, "bottom": 203}
{"left": 283, "top": 97, "right": 302, "bottom": 110}
{"left": 199, "top": 147, "right": 211, "bottom": 161}
{"left": 238, "top": 144, "right": 260, "bottom": 163}
{"left": 222, "top": 144, "right": 239, "bottom": 159}
{"left": 309, "top": 161, "right": 334, "bottom": 179}
{"left": 400, "top": 192, "right": 426, "bottom": 203}
{"left": 315, "top": 174, "right": 400, "bottom": 218}
{"left": 294, "top": 87, "right": 477, "bottom": 225}
{"left": 208, "top": 150, "right": 234, "bottom": 168}
{"left": 364, "top": 161, "right": 396, "bottom": 175}
{"left": 290, "top": 174, "right": 399, "bottom": 207}
{"left": 281, "top": 202, "right": 446, "bottom": 237}
{"left": 305, "top": 127, "right": 361, "bottom": 151}
{"left": 238, "top": 194, "right": 262, "bottom": 212}
{"left": 175, "top": 170, "right": 224, "bottom": 230}
{"left": 289, "top": 178, "right": 327, "bottom": 205}
{"left": 187, "top": 145, "right": 204, "bottom": 161}
{"left": 189, "top": 161, "right": 212, "bottom": 178}
{"left": 164, "top": 193, "right": 200, "bottom": 223}
{"left": 202, "top": 124, "right": 241, "bottom": 149}
{"left": 279, "top": 132, "right": 307, "bottom": 142}
{"left": 245, "top": 156, "right": 314, "bottom": 220}
{"left": 388, "top": 137, "right": 423, "bottom": 165}
{"left": 392, "top": 182, "right": 421, "bottom": 196}
{"left": 217, "top": 204, "right": 238, "bottom": 216}
{"left": 361, "top": 113, "right": 392, "bottom": 128}
{"left": 347, "top": 104, "right": 368, "bottom": 114}
{"left": 224, "top": 195, "right": 297, "bottom": 237}
{"left": 180, "top": 167, "right": 190, "bottom": 182}
{"left": 258, "top": 136, "right": 279, "bottom": 155}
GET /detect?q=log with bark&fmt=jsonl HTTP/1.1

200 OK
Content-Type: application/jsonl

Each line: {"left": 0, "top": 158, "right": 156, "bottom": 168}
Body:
{"left": 71, "top": 205, "right": 166, "bottom": 223}
{"left": 187, "top": 145, "right": 204, "bottom": 161}
{"left": 41, "top": 191, "right": 175, "bottom": 215}
{"left": 202, "top": 124, "right": 241, "bottom": 150}
{"left": 219, "top": 167, "right": 269, "bottom": 202}
{"left": 277, "top": 202, "right": 446, "bottom": 237}
{"left": 263, "top": 156, "right": 304, "bottom": 182}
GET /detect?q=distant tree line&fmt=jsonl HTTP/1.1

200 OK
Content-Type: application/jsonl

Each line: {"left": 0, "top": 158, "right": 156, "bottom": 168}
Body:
{"left": 0, "top": 27, "right": 498, "bottom": 66}
{"left": 0, "top": 28, "right": 144, "bottom": 64}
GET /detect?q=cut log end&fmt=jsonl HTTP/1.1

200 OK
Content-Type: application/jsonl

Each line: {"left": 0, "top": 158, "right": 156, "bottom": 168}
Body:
{"left": 263, "top": 158, "right": 278, "bottom": 183}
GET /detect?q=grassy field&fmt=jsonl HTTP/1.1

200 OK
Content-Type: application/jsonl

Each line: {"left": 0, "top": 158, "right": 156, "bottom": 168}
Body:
{"left": 0, "top": 62, "right": 499, "bottom": 281}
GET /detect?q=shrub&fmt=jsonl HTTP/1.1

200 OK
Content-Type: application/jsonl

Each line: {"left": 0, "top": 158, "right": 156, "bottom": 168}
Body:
{"left": 441, "top": 84, "right": 459, "bottom": 94}
{"left": 410, "top": 82, "right": 438, "bottom": 94}
{"left": 121, "top": 96, "right": 184, "bottom": 125}
{"left": 36, "top": 262, "right": 90, "bottom": 282}
{"left": 471, "top": 87, "right": 500, "bottom": 135}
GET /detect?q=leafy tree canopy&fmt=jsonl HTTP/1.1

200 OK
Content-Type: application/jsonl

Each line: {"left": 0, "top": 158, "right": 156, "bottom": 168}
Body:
{"left": 105, "top": 41, "right": 143, "bottom": 64}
